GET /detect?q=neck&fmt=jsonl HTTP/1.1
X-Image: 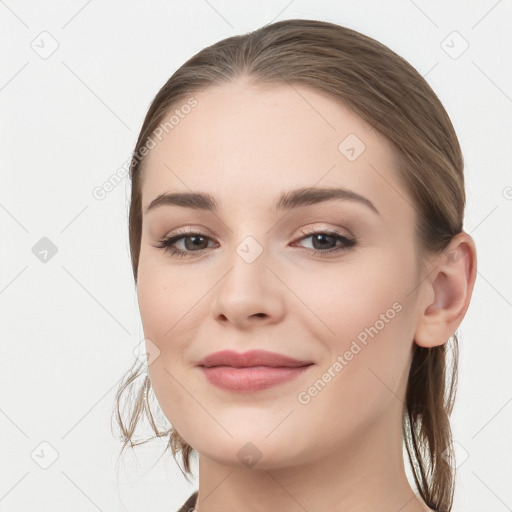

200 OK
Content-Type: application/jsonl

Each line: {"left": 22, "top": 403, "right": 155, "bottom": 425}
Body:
{"left": 194, "top": 405, "right": 431, "bottom": 512}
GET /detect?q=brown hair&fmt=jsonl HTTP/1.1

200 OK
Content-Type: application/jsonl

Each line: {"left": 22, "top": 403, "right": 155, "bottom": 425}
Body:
{"left": 113, "top": 18, "right": 464, "bottom": 511}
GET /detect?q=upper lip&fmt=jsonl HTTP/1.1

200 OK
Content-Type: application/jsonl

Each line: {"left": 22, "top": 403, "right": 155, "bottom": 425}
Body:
{"left": 197, "top": 349, "right": 313, "bottom": 368}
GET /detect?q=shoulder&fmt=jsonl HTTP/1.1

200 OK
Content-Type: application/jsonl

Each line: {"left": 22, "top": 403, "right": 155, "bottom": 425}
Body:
{"left": 176, "top": 490, "right": 198, "bottom": 512}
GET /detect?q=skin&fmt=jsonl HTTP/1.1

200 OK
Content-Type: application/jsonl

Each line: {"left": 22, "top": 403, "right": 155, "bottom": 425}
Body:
{"left": 136, "top": 75, "right": 477, "bottom": 512}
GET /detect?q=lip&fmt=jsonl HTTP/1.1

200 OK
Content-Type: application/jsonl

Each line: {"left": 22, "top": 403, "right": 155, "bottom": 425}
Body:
{"left": 197, "top": 349, "right": 314, "bottom": 392}
{"left": 197, "top": 349, "right": 313, "bottom": 368}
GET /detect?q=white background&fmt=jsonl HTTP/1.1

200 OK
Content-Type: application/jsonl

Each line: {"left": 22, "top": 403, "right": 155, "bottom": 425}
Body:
{"left": 1, "top": 1, "right": 511, "bottom": 511}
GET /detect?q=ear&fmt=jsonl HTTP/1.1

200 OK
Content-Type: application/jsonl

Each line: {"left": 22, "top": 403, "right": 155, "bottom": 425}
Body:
{"left": 414, "top": 231, "right": 478, "bottom": 348}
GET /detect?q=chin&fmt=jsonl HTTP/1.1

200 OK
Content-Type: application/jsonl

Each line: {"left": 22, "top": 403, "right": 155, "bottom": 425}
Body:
{"left": 194, "top": 435, "right": 309, "bottom": 471}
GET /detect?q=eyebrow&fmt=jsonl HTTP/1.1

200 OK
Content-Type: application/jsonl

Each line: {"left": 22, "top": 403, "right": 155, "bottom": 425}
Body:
{"left": 144, "top": 186, "right": 380, "bottom": 216}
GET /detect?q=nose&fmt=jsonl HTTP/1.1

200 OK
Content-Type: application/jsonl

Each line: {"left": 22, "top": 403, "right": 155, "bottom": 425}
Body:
{"left": 210, "top": 242, "right": 285, "bottom": 329}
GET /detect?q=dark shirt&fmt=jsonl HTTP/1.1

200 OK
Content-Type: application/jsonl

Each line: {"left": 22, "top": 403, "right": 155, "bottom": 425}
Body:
{"left": 177, "top": 491, "right": 198, "bottom": 512}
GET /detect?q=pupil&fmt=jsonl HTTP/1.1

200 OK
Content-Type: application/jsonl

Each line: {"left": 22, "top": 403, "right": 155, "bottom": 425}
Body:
{"left": 313, "top": 234, "right": 333, "bottom": 250}
{"left": 187, "top": 236, "right": 206, "bottom": 250}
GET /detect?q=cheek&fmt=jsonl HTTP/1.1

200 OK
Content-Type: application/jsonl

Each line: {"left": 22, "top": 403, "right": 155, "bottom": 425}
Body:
{"left": 136, "top": 257, "right": 210, "bottom": 415}
{"left": 295, "top": 254, "right": 411, "bottom": 335}
{"left": 136, "top": 255, "right": 205, "bottom": 342}
{"left": 292, "top": 276, "right": 415, "bottom": 451}
{"left": 298, "top": 252, "right": 416, "bottom": 388}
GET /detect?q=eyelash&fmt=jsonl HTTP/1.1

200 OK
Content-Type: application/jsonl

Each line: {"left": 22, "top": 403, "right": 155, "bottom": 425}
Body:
{"left": 153, "top": 227, "right": 356, "bottom": 259}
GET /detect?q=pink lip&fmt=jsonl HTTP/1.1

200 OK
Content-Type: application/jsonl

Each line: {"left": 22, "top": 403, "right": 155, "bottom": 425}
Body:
{"left": 197, "top": 349, "right": 312, "bottom": 368}
{"left": 197, "top": 349, "right": 314, "bottom": 392}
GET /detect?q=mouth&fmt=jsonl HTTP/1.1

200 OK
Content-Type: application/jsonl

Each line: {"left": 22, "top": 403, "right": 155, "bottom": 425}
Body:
{"left": 199, "top": 365, "right": 313, "bottom": 392}
{"left": 197, "top": 349, "right": 314, "bottom": 392}
{"left": 201, "top": 365, "right": 314, "bottom": 391}
{"left": 197, "top": 349, "right": 313, "bottom": 369}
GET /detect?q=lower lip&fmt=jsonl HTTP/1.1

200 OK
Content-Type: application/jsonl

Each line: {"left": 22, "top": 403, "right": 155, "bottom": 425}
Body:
{"left": 199, "top": 365, "right": 312, "bottom": 392}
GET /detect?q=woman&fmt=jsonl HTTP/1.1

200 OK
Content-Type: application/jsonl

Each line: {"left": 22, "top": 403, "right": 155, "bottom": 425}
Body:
{"left": 114, "top": 18, "right": 477, "bottom": 512}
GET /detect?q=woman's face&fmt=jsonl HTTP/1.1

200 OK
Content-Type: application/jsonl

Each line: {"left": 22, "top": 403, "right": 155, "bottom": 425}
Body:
{"left": 137, "top": 76, "right": 427, "bottom": 469}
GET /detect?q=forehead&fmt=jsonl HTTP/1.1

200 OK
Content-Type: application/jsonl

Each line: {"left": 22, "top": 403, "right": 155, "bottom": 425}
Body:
{"left": 140, "top": 78, "right": 411, "bottom": 219}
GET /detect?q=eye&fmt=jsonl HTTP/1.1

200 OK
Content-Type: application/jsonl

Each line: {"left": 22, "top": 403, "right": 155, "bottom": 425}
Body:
{"left": 153, "top": 228, "right": 217, "bottom": 259}
{"left": 292, "top": 228, "right": 356, "bottom": 256}
{"left": 153, "top": 228, "right": 356, "bottom": 259}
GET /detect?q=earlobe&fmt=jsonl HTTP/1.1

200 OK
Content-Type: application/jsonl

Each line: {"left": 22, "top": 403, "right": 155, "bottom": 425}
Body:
{"left": 414, "top": 232, "right": 477, "bottom": 348}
